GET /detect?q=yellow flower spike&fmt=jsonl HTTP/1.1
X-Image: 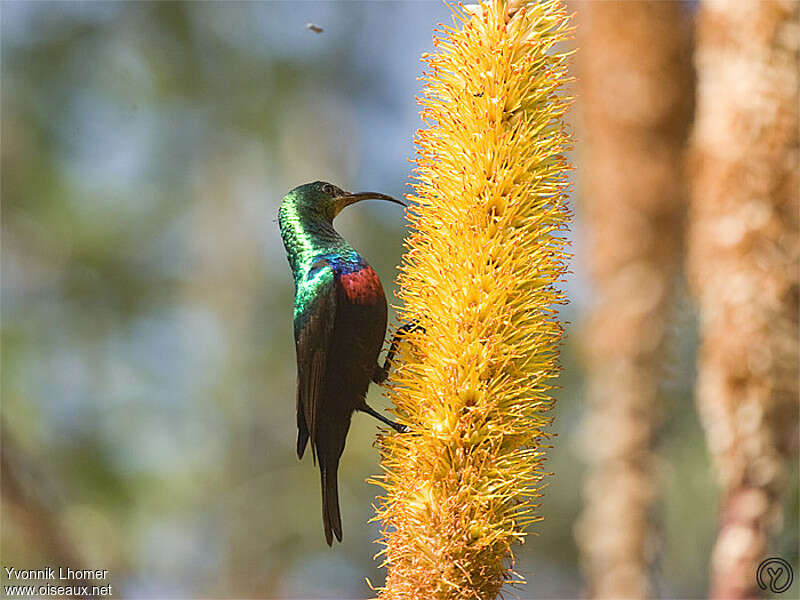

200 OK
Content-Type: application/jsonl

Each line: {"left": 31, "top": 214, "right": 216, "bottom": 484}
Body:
{"left": 372, "top": 2, "right": 572, "bottom": 597}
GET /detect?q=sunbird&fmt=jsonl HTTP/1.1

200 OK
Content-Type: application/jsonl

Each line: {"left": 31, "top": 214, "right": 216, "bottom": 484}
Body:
{"left": 278, "top": 181, "right": 413, "bottom": 545}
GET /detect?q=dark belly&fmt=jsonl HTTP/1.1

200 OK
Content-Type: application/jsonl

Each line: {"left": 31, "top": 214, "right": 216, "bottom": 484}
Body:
{"left": 324, "top": 291, "right": 387, "bottom": 411}
{"left": 312, "top": 290, "right": 387, "bottom": 459}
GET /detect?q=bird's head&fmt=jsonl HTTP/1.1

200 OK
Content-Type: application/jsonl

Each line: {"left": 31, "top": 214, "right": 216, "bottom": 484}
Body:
{"left": 285, "top": 181, "right": 406, "bottom": 221}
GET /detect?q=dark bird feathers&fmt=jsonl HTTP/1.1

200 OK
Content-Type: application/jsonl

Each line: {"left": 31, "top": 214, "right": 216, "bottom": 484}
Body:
{"left": 279, "top": 181, "right": 404, "bottom": 546}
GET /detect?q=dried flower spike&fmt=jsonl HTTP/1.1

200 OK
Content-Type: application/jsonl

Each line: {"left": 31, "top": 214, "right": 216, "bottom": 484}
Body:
{"left": 572, "top": 3, "right": 694, "bottom": 598}
{"left": 689, "top": 2, "right": 799, "bottom": 598}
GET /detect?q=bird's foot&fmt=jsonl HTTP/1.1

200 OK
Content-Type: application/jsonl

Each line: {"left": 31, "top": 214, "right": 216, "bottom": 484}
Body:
{"left": 372, "top": 320, "right": 425, "bottom": 384}
{"left": 360, "top": 404, "right": 408, "bottom": 433}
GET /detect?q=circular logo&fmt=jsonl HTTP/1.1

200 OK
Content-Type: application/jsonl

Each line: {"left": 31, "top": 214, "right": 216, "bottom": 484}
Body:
{"left": 756, "top": 557, "right": 794, "bottom": 594}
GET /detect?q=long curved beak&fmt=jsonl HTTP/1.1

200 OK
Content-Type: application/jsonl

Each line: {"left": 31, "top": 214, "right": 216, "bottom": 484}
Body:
{"left": 337, "top": 191, "right": 407, "bottom": 208}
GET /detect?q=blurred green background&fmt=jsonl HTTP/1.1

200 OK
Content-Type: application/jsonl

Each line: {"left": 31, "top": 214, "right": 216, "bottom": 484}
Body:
{"left": 1, "top": 2, "right": 796, "bottom": 599}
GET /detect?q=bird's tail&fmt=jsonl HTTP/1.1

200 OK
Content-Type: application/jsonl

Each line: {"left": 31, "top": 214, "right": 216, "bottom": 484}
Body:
{"left": 320, "top": 461, "right": 342, "bottom": 546}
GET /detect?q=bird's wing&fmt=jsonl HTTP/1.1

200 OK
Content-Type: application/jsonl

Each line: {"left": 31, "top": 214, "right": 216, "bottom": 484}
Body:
{"left": 294, "top": 259, "right": 337, "bottom": 463}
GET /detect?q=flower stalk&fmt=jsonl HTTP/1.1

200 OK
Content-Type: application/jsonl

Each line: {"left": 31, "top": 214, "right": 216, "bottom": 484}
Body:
{"left": 572, "top": 3, "right": 694, "bottom": 598}
{"left": 371, "top": 1, "right": 573, "bottom": 597}
{"left": 689, "top": 2, "right": 799, "bottom": 598}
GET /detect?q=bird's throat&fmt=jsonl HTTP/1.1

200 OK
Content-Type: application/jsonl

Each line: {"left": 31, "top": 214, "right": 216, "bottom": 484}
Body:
{"left": 278, "top": 201, "right": 355, "bottom": 283}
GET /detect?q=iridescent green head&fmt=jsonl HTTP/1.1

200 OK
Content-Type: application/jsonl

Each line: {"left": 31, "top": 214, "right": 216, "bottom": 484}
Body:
{"left": 282, "top": 181, "right": 406, "bottom": 222}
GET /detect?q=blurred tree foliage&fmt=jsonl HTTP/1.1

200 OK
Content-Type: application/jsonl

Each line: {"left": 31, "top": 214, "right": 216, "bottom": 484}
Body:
{"left": 1, "top": 2, "right": 796, "bottom": 599}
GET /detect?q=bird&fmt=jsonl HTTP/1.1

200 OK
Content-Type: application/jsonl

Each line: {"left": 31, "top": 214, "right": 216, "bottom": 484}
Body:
{"left": 278, "top": 180, "right": 412, "bottom": 545}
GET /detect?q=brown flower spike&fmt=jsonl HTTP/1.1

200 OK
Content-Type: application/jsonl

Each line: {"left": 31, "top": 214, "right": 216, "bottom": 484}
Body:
{"left": 689, "top": 1, "right": 799, "bottom": 598}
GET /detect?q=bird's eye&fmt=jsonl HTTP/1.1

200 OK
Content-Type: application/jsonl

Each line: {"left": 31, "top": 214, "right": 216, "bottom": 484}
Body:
{"left": 322, "top": 184, "right": 336, "bottom": 196}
